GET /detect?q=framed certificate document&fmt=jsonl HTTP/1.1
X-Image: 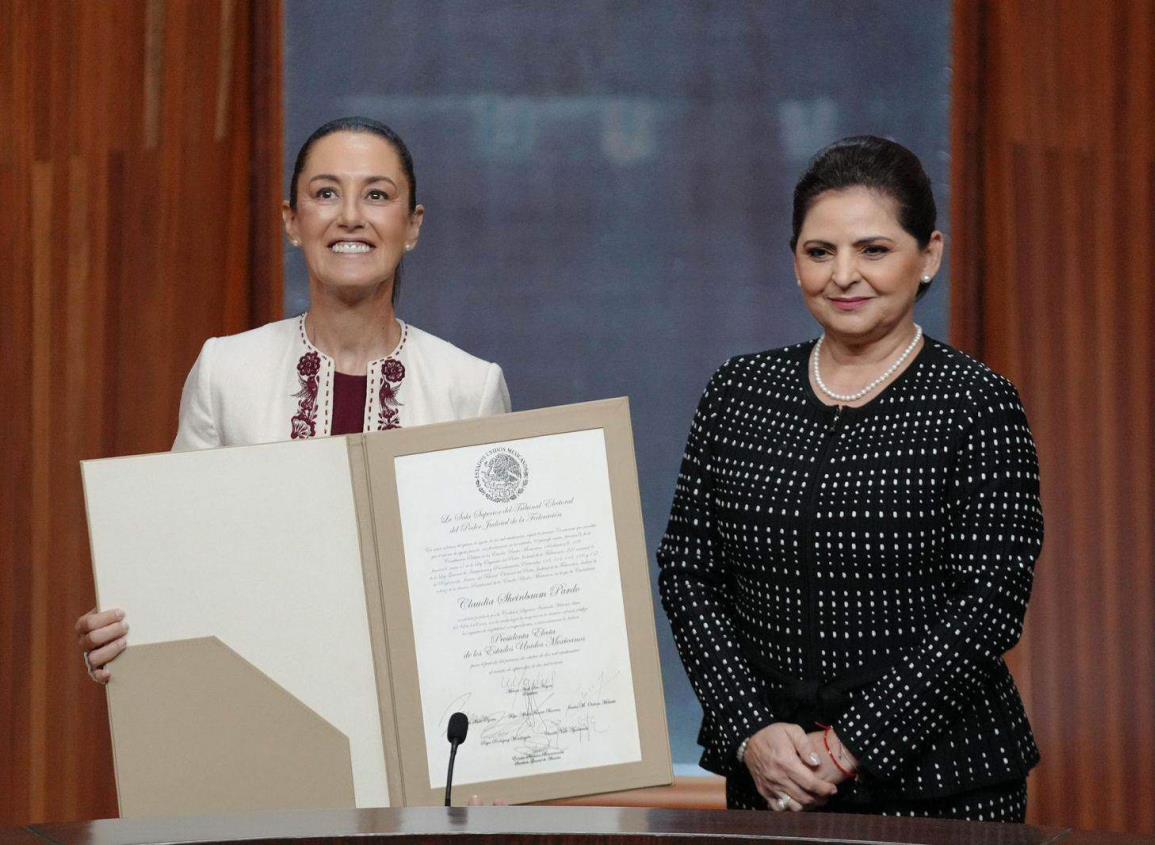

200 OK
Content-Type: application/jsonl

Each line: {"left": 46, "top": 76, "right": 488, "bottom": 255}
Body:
{"left": 83, "top": 399, "right": 672, "bottom": 817}
{"left": 355, "top": 399, "right": 670, "bottom": 806}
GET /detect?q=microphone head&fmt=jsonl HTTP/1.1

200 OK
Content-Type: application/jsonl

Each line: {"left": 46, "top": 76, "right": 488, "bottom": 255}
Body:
{"left": 447, "top": 712, "right": 469, "bottom": 745}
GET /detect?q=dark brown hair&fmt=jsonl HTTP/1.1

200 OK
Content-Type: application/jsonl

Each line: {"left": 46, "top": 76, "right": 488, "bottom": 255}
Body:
{"left": 289, "top": 116, "right": 417, "bottom": 212}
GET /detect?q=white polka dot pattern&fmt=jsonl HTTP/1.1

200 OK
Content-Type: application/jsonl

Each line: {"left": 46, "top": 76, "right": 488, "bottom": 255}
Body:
{"left": 657, "top": 338, "right": 1042, "bottom": 799}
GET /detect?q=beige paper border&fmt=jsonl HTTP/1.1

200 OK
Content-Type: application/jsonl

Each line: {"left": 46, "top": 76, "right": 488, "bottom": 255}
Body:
{"left": 346, "top": 436, "right": 405, "bottom": 807}
{"left": 354, "top": 398, "right": 672, "bottom": 805}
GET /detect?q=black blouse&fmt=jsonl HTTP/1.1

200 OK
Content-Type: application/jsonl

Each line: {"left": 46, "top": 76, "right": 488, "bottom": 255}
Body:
{"left": 657, "top": 337, "right": 1042, "bottom": 799}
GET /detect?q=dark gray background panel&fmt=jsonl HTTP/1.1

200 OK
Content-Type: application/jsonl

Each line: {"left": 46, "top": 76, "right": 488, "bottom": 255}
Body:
{"left": 285, "top": 0, "right": 951, "bottom": 774}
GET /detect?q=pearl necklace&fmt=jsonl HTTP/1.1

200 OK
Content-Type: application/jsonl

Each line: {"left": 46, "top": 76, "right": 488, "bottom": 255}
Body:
{"left": 812, "top": 324, "right": 923, "bottom": 403}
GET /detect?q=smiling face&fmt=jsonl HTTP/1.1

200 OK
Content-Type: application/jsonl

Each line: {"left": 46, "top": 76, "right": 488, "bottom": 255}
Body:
{"left": 794, "top": 186, "right": 942, "bottom": 346}
{"left": 283, "top": 131, "right": 424, "bottom": 299}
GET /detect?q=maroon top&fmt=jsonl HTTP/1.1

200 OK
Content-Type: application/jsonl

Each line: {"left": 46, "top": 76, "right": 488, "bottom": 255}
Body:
{"left": 331, "top": 371, "right": 368, "bottom": 436}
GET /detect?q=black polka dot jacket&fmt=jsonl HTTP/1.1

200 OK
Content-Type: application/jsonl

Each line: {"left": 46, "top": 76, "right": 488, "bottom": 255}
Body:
{"left": 657, "top": 338, "right": 1042, "bottom": 799}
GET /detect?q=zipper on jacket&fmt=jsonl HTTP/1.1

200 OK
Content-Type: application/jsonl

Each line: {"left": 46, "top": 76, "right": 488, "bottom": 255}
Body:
{"left": 800, "top": 404, "right": 843, "bottom": 682}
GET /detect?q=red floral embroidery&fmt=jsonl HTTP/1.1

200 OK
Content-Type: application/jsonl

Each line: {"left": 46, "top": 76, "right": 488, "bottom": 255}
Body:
{"left": 291, "top": 351, "right": 321, "bottom": 439}
{"left": 383, "top": 358, "right": 405, "bottom": 382}
{"left": 297, "top": 352, "right": 321, "bottom": 377}
{"left": 378, "top": 357, "right": 405, "bottom": 430}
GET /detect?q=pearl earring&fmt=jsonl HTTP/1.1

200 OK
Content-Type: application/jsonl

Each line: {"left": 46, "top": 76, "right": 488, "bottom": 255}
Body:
{"left": 796, "top": 277, "right": 802, "bottom": 287}
{"left": 290, "top": 239, "right": 301, "bottom": 247}
{"left": 921, "top": 275, "right": 932, "bottom": 284}
{"left": 405, "top": 244, "right": 414, "bottom": 252}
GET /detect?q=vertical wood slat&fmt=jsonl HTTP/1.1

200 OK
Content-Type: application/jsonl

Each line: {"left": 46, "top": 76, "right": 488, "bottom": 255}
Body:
{"left": 951, "top": 0, "right": 1155, "bottom": 834}
{"left": 143, "top": 0, "right": 166, "bottom": 150}
{"left": 0, "top": 1, "right": 34, "bottom": 823}
{"left": 215, "top": 0, "right": 236, "bottom": 141}
{"left": 0, "top": 0, "right": 282, "bottom": 827}
{"left": 248, "top": 0, "right": 285, "bottom": 325}
{"left": 28, "top": 160, "right": 54, "bottom": 825}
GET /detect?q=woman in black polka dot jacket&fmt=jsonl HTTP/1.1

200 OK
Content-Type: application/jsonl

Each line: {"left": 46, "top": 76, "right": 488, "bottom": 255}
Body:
{"left": 658, "top": 136, "right": 1042, "bottom": 821}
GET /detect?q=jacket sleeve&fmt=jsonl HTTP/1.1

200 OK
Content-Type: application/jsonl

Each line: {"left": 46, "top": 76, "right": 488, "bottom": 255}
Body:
{"left": 656, "top": 361, "right": 776, "bottom": 775}
{"left": 834, "top": 376, "right": 1043, "bottom": 781}
{"left": 171, "top": 338, "right": 222, "bottom": 451}
{"left": 477, "top": 362, "right": 511, "bottom": 416}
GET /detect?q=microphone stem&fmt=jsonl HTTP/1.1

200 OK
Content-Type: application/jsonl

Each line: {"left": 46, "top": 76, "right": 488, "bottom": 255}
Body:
{"left": 444, "top": 742, "right": 460, "bottom": 807}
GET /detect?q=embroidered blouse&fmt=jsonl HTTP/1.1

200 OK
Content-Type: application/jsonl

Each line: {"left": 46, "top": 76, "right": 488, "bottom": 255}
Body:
{"left": 173, "top": 314, "right": 510, "bottom": 450}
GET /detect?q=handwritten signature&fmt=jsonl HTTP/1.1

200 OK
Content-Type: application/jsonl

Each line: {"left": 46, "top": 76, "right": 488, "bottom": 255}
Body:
{"left": 477, "top": 667, "right": 621, "bottom": 762}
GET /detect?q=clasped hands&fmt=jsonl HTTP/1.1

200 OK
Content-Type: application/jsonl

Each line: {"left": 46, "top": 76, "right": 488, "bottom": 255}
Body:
{"left": 742, "top": 722, "right": 857, "bottom": 811}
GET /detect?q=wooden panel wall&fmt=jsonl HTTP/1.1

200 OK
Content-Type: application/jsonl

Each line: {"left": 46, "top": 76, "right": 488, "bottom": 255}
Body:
{"left": 952, "top": 0, "right": 1154, "bottom": 833}
{"left": 0, "top": 0, "right": 282, "bottom": 826}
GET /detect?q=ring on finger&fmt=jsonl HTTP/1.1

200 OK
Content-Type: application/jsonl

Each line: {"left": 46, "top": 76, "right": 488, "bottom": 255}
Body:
{"left": 776, "top": 794, "right": 791, "bottom": 811}
{"left": 83, "top": 650, "right": 99, "bottom": 681}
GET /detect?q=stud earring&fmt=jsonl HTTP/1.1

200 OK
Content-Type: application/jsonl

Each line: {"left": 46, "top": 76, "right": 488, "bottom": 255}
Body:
{"left": 921, "top": 275, "right": 932, "bottom": 284}
{"left": 796, "top": 277, "right": 802, "bottom": 287}
{"left": 405, "top": 244, "right": 414, "bottom": 252}
{"left": 290, "top": 239, "right": 301, "bottom": 247}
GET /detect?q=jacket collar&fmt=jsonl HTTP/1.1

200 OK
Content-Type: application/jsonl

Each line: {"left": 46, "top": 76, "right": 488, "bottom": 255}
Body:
{"left": 295, "top": 313, "right": 409, "bottom": 372}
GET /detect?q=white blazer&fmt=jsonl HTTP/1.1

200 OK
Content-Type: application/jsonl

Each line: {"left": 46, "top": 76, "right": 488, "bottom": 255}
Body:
{"left": 173, "top": 315, "right": 510, "bottom": 450}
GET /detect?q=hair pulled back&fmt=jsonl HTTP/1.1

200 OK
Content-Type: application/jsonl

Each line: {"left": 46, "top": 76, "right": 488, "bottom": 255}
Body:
{"left": 289, "top": 116, "right": 417, "bottom": 211}
{"left": 790, "top": 135, "right": 936, "bottom": 252}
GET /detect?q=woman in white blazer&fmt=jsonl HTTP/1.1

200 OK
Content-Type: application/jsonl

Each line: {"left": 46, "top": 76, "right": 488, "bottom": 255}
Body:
{"left": 172, "top": 313, "right": 509, "bottom": 450}
{"left": 77, "top": 116, "right": 510, "bottom": 680}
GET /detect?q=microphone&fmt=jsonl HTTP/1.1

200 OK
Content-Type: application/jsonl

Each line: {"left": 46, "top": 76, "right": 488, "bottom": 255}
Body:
{"left": 444, "top": 711, "right": 469, "bottom": 807}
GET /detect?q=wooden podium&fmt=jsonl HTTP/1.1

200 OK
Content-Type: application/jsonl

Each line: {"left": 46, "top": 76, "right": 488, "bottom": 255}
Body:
{"left": 4, "top": 806, "right": 1152, "bottom": 845}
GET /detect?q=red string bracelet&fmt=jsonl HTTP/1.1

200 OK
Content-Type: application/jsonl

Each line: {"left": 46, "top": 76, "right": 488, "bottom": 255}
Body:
{"left": 816, "top": 723, "right": 858, "bottom": 781}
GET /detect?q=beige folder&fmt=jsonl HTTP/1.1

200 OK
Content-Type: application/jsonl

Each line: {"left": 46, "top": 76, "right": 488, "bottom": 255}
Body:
{"left": 83, "top": 398, "right": 671, "bottom": 818}
{"left": 106, "top": 638, "right": 354, "bottom": 818}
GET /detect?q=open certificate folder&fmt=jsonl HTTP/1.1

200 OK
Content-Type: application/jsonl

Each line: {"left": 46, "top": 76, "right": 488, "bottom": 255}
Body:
{"left": 82, "top": 398, "right": 672, "bottom": 818}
